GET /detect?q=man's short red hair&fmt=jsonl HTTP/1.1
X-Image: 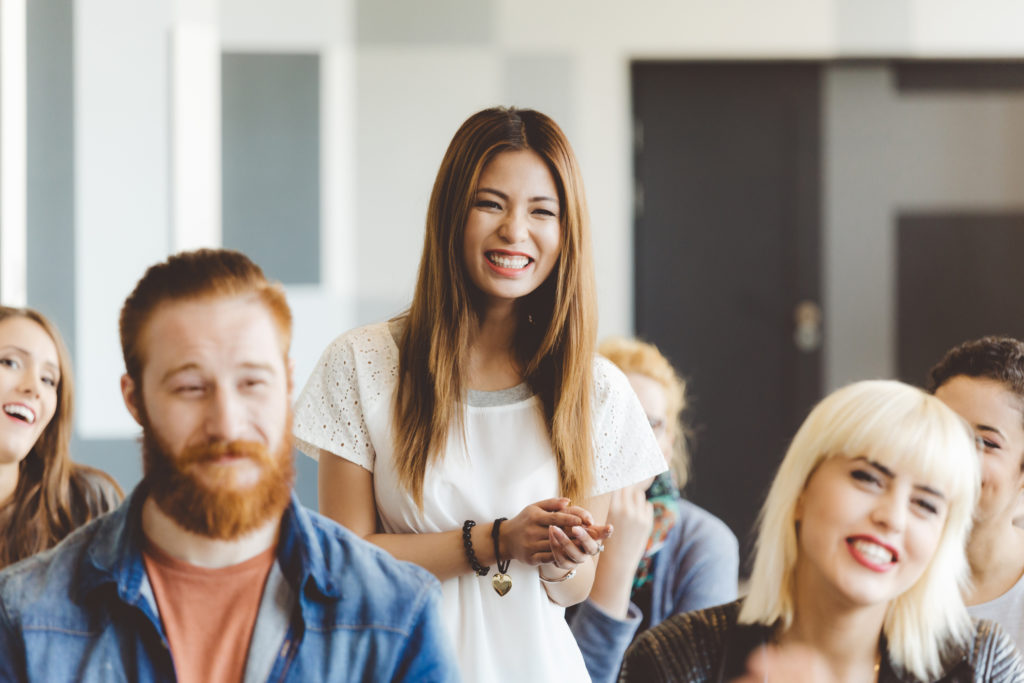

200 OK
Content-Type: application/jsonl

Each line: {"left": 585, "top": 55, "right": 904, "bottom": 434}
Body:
{"left": 119, "top": 249, "right": 292, "bottom": 384}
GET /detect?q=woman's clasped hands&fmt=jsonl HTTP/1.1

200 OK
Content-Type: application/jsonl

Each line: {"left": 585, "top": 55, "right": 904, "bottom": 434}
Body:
{"left": 499, "top": 497, "right": 612, "bottom": 578}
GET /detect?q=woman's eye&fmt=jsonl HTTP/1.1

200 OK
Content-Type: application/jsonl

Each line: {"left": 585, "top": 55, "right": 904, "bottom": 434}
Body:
{"left": 41, "top": 376, "right": 57, "bottom": 388}
{"left": 851, "top": 469, "right": 881, "bottom": 486}
{"left": 0, "top": 358, "right": 18, "bottom": 369}
{"left": 475, "top": 200, "right": 501, "bottom": 210}
{"left": 913, "top": 498, "right": 939, "bottom": 515}
{"left": 532, "top": 207, "right": 557, "bottom": 217}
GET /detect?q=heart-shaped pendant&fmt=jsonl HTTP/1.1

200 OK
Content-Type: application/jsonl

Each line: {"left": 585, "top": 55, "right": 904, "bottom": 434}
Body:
{"left": 492, "top": 572, "right": 512, "bottom": 596}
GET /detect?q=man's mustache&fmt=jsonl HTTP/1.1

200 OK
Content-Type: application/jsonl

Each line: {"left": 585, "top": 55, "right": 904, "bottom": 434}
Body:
{"left": 176, "top": 440, "right": 274, "bottom": 468}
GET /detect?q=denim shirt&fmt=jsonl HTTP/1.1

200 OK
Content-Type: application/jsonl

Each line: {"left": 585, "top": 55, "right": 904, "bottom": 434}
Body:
{"left": 0, "top": 486, "right": 460, "bottom": 682}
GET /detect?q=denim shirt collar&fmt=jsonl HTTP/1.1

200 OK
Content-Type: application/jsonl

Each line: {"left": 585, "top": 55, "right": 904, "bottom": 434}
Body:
{"left": 77, "top": 484, "right": 342, "bottom": 605}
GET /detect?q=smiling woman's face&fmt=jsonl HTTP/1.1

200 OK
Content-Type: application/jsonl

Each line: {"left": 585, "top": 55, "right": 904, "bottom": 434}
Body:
{"left": 461, "top": 149, "right": 561, "bottom": 312}
{"left": 792, "top": 455, "right": 948, "bottom": 611}
{"left": 0, "top": 316, "right": 60, "bottom": 467}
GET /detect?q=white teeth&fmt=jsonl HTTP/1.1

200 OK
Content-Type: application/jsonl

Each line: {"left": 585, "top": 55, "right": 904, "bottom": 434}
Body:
{"left": 3, "top": 404, "right": 35, "bottom": 424}
{"left": 852, "top": 539, "right": 894, "bottom": 564}
{"left": 487, "top": 253, "right": 530, "bottom": 269}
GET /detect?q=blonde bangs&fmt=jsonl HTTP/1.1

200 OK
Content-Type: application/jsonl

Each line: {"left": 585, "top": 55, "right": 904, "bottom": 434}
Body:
{"left": 819, "top": 387, "right": 979, "bottom": 512}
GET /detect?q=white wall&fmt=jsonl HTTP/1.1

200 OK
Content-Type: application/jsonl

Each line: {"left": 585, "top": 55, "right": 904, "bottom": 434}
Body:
{"left": 60, "top": 0, "right": 1024, "bottom": 438}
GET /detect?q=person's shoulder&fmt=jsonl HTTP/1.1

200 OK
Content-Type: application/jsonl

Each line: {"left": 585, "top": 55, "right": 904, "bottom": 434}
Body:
{"left": 325, "top": 321, "right": 397, "bottom": 357}
{"left": 70, "top": 465, "right": 124, "bottom": 517}
{"left": 303, "top": 506, "right": 440, "bottom": 599}
{"left": 674, "top": 499, "right": 740, "bottom": 552}
{"left": 623, "top": 601, "right": 740, "bottom": 681}
{"left": 592, "top": 354, "right": 631, "bottom": 394}
{"left": 965, "top": 618, "right": 1024, "bottom": 679}
{"left": 643, "top": 600, "right": 740, "bottom": 644}
{"left": 0, "top": 515, "right": 108, "bottom": 618}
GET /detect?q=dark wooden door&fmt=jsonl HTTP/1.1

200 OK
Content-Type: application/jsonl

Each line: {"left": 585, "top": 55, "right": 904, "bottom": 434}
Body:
{"left": 632, "top": 62, "right": 823, "bottom": 566}
{"left": 898, "top": 213, "right": 1024, "bottom": 386}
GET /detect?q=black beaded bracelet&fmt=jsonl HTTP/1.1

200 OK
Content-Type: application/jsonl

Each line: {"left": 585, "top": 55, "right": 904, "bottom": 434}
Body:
{"left": 462, "top": 520, "right": 489, "bottom": 576}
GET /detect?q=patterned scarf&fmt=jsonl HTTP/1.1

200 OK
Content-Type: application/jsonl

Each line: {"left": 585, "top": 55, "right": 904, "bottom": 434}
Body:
{"left": 631, "top": 471, "right": 682, "bottom": 597}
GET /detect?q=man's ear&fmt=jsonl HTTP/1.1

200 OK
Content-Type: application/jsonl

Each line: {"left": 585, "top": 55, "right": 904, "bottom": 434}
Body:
{"left": 121, "top": 373, "right": 143, "bottom": 426}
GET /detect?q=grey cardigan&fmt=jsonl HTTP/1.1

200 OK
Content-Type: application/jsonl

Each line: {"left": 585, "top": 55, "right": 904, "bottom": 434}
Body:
{"left": 620, "top": 600, "right": 1024, "bottom": 683}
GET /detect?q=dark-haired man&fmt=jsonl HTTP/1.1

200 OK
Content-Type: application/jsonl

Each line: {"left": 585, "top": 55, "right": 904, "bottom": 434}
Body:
{"left": 0, "top": 249, "right": 457, "bottom": 682}
{"left": 930, "top": 336, "right": 1024, "bottom": 651}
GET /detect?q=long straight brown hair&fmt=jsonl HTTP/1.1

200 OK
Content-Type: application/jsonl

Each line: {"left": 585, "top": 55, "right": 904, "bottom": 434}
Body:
{"left": 0, "top": 307, "right": 122, "bottom": 567}
{"left": 394, "top": 107, "right": 597, "bottom": 507}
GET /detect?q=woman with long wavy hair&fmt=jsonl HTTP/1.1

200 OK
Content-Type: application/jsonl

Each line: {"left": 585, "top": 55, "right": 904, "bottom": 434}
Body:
{"left": 294, "top": 107, "right": 665, "bottom": 681}
{"left": 0, "top": 306, "right": 122, "bottom": 568}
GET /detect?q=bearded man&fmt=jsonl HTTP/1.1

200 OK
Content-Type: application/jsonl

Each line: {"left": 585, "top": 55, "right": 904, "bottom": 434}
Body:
{"left": 0, "top": 249, "right": 457, "bottom": 682}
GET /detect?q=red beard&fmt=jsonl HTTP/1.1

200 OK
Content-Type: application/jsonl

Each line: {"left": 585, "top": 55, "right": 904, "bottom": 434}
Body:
{"left": 140, "top": 412, "right": 295, "bottom": 540}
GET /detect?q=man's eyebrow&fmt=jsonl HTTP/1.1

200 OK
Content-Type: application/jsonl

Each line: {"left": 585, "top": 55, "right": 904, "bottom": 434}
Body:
{"left": 160, "top": 363, "right": 201, "bottom": 384}
{"left": 240, "top": 362, "right": 276, "bottom": 373}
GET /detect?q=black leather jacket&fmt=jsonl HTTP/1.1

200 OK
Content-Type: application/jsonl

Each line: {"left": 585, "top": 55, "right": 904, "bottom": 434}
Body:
{"left": 620, "top": 600, "right": 1024, "bottom": 682}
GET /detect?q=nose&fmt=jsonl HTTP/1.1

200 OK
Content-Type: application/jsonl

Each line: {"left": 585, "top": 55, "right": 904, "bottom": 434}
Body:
{"left": 871, "top": 488, "right": 907, "bottom": 533}
{"left": 497, "top": 207, "right": 529, "bottom": 244}
{"left": 206, "top": 386, "right": 243, "bottom": 442}
{"left": 17, "top": 369, "right": 41, "bottom": 397}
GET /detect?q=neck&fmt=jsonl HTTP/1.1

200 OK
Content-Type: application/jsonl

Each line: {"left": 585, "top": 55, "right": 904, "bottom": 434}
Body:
{"left": 0, "top": 460, "right": 19, "bottom": 508}
{"left": 966, "top": 516, "right": 1024, "bottom": 604}
{"left": 781, "top": 567, "right": 886, "bottom": 682}
{"left": 467, "top": 302, "right": 522, "bottom": 391}
{"left": 140, "top": 496, "right": 280, "bottom": 569}
{"left": 473, "top": 299, "right": 518, "bottom": 344}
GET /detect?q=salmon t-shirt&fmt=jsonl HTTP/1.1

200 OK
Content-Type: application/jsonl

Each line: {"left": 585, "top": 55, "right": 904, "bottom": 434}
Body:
{"left": 142, "top": 539, "right": 276, "bottom": 683}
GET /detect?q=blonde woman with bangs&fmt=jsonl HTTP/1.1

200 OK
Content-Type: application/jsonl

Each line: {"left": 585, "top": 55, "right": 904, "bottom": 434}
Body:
{"left": 294, "top": 107, "right": 665, "bottom": 682}
{"left": 621, "top": 380, "right": 1024, "bottom": 683}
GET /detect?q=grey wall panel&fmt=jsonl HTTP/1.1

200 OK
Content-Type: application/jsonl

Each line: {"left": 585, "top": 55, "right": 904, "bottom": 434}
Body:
{"left": 71, "top": 438, "right": 143, "bottom": 494}
{"left": 357, "top": 0, "right": 492, "bottom": 45}
{"left": 26, "top": 0, "right": 76, "bottom": 356}
{"left": 222, "top": 53, "right": 320, "bottom": 285}
{"left": 824, "top": 64, "right": 1024, "bottom": 389}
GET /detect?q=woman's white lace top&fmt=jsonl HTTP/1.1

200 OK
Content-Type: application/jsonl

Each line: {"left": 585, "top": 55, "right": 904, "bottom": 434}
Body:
{"left": 294, "top": 321, "right": 666, "bottom": 682}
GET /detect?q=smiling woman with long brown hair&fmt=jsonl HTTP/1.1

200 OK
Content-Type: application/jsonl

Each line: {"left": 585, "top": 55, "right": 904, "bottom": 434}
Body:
{"left": 0, "top": 306, "right": 122, "bottom": 568}
{"left": 294, "top": 106, "right": 665, "bottom": 681}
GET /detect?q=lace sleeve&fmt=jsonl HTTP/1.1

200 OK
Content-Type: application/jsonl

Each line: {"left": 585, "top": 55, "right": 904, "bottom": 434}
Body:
{"left": 293, "top": 325, "right": 397, "bottom": 472}
{"left": 590, "top": 357, "right": 668, "bottom": 497}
